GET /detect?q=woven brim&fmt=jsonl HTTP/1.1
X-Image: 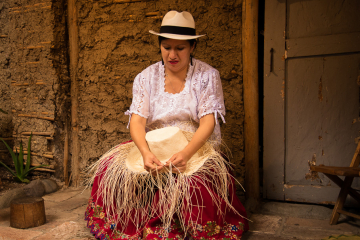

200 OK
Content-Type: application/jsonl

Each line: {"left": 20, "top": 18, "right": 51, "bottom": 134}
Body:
{"left": 149, "top": 30, "right": 205, "bottom": 40}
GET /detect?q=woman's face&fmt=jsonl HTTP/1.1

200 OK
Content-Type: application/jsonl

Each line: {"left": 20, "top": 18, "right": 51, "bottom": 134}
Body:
{"left": 160, "top": 38, "right": 195, "bottom": 74}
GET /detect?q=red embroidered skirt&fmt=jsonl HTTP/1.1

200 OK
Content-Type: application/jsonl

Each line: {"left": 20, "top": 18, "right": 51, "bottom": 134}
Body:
{"left": 85, "top": 142, "right": 249, "bottom": 240}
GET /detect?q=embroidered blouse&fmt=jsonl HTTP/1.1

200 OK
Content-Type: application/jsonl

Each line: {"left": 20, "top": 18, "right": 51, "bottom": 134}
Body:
{"left": 125, "top": 58, "right": 225, "bottom": 141}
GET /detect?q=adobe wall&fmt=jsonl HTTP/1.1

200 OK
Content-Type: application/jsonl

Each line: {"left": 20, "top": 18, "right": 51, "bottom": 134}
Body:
{"left": 0, "top": 0, "right": 245, "bottom": 191}
{"left": 76, "top": 0, "right": 245, "bottom": 186}
{"left": 0, "top": 0, "right": 69, "bottom": 179}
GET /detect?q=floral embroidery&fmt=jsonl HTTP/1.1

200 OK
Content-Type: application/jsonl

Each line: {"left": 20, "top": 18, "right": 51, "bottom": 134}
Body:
{"left": 86, "top": 197, "right": 244, "bottom": 240}
{"left": 189, "top": 221, "right": 243, "bottom": 240}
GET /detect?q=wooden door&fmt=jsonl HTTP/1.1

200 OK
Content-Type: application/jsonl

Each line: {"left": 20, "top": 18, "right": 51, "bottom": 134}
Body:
{"left": 263, "top": 0, "right": 360, "bottom": 204}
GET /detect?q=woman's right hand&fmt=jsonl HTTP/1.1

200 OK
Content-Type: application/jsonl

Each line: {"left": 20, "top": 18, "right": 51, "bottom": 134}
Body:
{"left": 142, "top": 151, "right": 164, "bottom": 174}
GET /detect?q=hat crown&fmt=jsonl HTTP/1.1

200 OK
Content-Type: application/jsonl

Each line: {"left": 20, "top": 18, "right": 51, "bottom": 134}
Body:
{"left": 146, "top": 127, "right": 189, "bottom": 162}
{"left": 161, "top": 11, "right": 195, "bottom": 29}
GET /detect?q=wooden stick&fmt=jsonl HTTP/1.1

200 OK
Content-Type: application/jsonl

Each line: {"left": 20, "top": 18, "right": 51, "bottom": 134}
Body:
{"left": 18, "top": 151, "right": 54, "bottom": 159}
{"left": 68, "top": 0, "right": 80, "bottom": 187}
{"left": 12, "top": 83, "right": 29, "bottom": 86}
{"left": 64, "top": 121, "right": 69, "bottom": 186}
{"left": 145, "top": 12, "right": 159, "bottom": 16}
{"left": 21, "top": 132, "right": 53, "bottom": 136}
{"left": 35, "top": 82, "right": 45, "bottom": 85}
{"left": 114, "top": 0, "right": 141, "bottom": 3}
{"left": 26, "top": 46, "right": 44, "bottom": 49}
{"left": 41, "top": 112, "right": 49, "bottom": 115}
{"left": 39, "top": 41, "right": 51, "bottom": 44}
{"left": 42, "top": 154, "right": 53, "bottom": 159}
{"left": 0, "top": 138, "right": 13, "bottom": 141}
{"left": 26, "top": 62, "right": 40, "bottom": 64}
{"left": 243, "top": 0, "right": 260, "bottom": 205}
{"left": 46, "top": 137, "right": 54, "bottom": 140}
{"left": 33, "top": 168, "right": 55, "bottom": 172}
{"left": 147, "top": 16, "right": 163, "bottom": 19}
{"left": 17, "top": 114, "right": 54, "bottom": 121}
{"left": 26, "top": 163, "right": 55, "bottom": 169}
{"left": 0, "top": 35, "right": 8, "bottom": 38}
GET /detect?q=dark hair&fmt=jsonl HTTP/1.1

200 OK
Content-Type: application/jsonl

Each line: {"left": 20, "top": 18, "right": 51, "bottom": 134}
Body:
{"left": 158, "top": 36, "right": 197, "bottom": 49}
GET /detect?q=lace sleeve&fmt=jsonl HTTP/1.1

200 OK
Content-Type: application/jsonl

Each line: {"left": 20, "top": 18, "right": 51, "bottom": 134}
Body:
{"left": 198, "top": 69, "right": 226, "bottom": 124}
{"left": 125, "top": 73, "right": 150, "bottom": 127}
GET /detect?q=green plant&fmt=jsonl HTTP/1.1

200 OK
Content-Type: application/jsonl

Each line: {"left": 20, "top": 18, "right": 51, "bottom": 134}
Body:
{"left": 0, "top": 134, "right": 48, "bottom": 183}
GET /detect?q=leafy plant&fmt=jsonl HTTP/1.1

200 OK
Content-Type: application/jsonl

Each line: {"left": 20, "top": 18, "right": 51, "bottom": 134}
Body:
{"left": 0, "top": 134, "right": 48, "bottom": 183}
{"left": 0, "top": 108, "right": 8, "bottom": 114}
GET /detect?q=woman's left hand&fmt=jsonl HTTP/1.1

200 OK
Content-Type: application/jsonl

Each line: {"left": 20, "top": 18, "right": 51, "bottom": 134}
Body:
{"left": 165, "top": 151, "right": 190, "bottom": 173}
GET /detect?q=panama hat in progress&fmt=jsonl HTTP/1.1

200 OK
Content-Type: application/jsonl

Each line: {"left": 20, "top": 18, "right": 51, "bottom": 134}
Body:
{"left": 149, "top": 11, "right": 205, "bottom": 40}
{"left": 125, "top": 126, "right": 203, "bottom": 175}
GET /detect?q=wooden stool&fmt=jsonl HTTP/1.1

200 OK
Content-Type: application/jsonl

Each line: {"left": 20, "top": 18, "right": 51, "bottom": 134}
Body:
{"left": 10, "top": 197, "right": 46, "bottom": 229}
{"left": 310, "top": 141, "right": 360, "bottom": 225}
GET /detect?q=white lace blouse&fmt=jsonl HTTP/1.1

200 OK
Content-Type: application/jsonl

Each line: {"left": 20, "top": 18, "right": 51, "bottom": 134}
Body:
{"left": 125, "top": 58, "right": 226, "bottom": 141}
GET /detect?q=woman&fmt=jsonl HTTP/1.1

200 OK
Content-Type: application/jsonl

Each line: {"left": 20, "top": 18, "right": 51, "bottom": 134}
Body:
{"left": 86, "top": 10, "right": 248, "bottom": 239}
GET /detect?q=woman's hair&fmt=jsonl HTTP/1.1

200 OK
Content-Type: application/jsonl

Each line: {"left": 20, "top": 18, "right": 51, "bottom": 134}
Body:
{"left": 158, "top": 36, "right": 197, "bottom": 49}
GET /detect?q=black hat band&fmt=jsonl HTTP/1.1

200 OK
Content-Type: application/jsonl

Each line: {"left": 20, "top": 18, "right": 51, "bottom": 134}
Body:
{"left": 160, "top": 26, "right": 196, "bottom": 36}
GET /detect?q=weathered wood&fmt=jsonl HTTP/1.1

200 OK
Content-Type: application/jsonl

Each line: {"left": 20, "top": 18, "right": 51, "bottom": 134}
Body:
{"left": 0, "top": 137, "right": 13, "bottom": 141}
{"left": 12, "top": 83, "right": 29, "bottom": 86}
{"left": 263, "top": 0, "right": 286, "bottom": 201}
{"left": 242, "top": 0, "right": 260, "bottom": 204}
{"left": 310, "top": 141, "right": 360, "bottom": 224}
{"left": 64, "top": 121, "right": 69, "bottom": 186}
{"left": 10, "top": 197, "right": 46, "bottom": 229}
{"left": 310, "top": 165, "right": 360, "bottom": 177}
{"left": 21, "top": 132, "right": 53, "bottom": 136}
{"left": 114, "top": 0, "right": 141, "bottom": 3}
{"left": 337, "top": 209, "right": 360, "bottom": 220}
{"left": 24, "top": 163, "right": 55, "bottom": 169}
{"left": 33, "top": 168, "right": 55, "bottom": 172}
{"left": 286, "top": 32, "right": 360, "bottom": 58}
{"left": 324, "top": 174, "right": 360, "bottom": 202}
{"left": 330, "top": 176, "right": 355, "bottom": 224}
{"left": 68, "top": 0, "right": 80, "bottom": 187}
{"left": 145, "top": 12, "right": 159, "bottom": 16}
{"left": 18, "top": 114, "right": 54, "bottom": 121}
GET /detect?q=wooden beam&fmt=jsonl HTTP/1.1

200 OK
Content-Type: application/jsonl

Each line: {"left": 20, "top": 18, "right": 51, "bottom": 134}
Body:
{"left": 67, "top": 0, "right": 80, "bottom": 187}
{"left": 242, "top": 0, "right": 260, "bottom": 205}
{"left": 64, "top": 121, "right": 69, "bottom": 186}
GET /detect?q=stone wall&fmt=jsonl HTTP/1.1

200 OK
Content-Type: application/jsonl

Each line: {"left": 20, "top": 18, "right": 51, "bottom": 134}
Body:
{"left": 76, "top": 0, "right": 245, "bottom": 185}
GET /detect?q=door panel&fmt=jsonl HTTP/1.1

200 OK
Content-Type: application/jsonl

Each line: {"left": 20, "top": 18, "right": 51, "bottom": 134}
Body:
{"left": 286, "top": 54, "right": 360, "bottom": 186}
{"left": 287, "top": 0, "right": 360, "bottom": 39}
{"left": 264, "top": 0, "right": 360, "bottom": 204}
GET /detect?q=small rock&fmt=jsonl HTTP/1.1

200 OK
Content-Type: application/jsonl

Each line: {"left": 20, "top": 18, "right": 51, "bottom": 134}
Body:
{"left": 22, "top": 179, "right": 45, "bottom": 197}
{"left": 0, "top": 188, "right": 27, "bottom": 209}
{"left": 41, "top": 179, "right": 58, "bottom": 194}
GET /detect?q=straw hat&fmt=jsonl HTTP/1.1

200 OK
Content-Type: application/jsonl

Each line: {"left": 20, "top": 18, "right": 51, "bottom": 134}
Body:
{"left": 149, "top": 11, "right": 205, "bottom": 40}
{"left": 125, "top": 126, "right": 204, "bottom": 175}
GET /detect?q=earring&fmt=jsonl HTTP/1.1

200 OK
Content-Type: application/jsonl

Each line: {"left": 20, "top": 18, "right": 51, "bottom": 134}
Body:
{"left": 190, "top": 55, "right": 193, "bottom": 66}
{"left": 162, "top": 59, "right": 164, "bottom": 65}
